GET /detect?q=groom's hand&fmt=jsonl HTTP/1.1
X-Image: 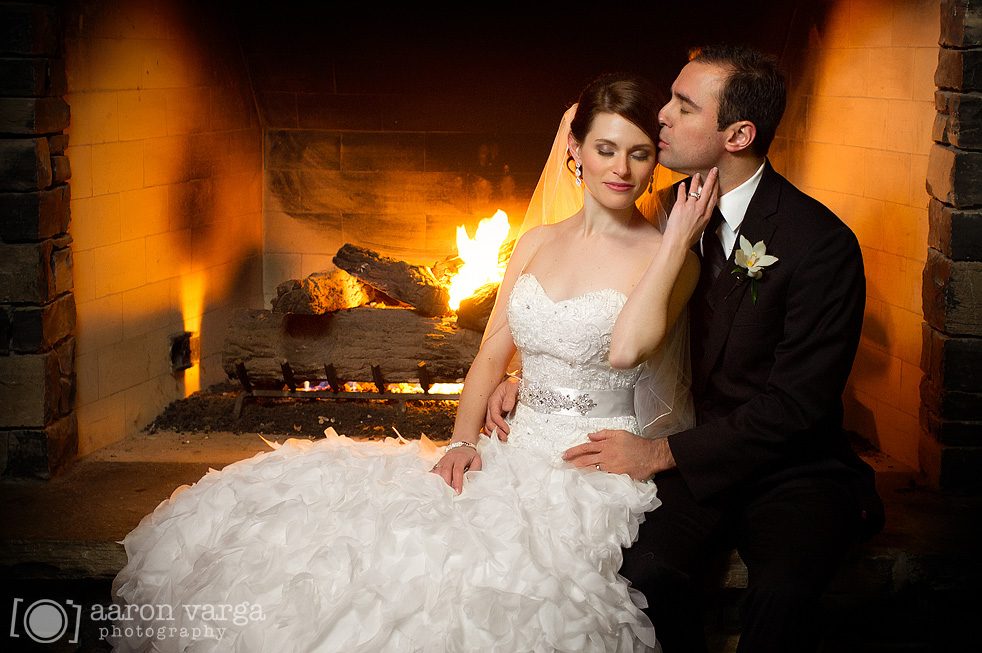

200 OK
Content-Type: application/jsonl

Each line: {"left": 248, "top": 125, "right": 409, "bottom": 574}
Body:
{"left": 563, "top": 430, "right": 676, "bottom": 480}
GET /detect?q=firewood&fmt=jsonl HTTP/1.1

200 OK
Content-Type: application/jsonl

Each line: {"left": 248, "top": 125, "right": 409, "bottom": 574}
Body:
{"left": 302, "top": 269, "right": 373, "bottom": 313}
{"left": 222, "top": 308, "right": 480, "bottom": 387}
{"left": 271, "top": 270, "right": 374, "bottom": 314}
{"left": 333, "top": 244, "right": 450, "bottom": 316}
{"left": 455, "top": 281, "right": 498, "bottom": 334}
{"left": 431, "top": 254, "right": 463, "bottom": 286}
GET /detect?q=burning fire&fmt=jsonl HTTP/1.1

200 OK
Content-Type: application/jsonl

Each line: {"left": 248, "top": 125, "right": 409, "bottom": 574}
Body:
{"left": 301, "top": 381, "right": 463, "bottom": 394}
{"left": 447, "top": 210, "right": 510, "bottom": 310}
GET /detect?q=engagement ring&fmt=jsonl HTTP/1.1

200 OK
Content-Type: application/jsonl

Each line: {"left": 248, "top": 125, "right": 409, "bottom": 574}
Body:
{"left": 595, "top": 464, "right": 602, "bottom": 470}
{"left": 689, "top": 192, "right": 701, "bottom": 199}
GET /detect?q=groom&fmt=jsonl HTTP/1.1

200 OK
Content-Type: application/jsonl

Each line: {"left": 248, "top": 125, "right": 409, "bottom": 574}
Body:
{"left": 486, "top": 45, "right": 883, "bottom": 652}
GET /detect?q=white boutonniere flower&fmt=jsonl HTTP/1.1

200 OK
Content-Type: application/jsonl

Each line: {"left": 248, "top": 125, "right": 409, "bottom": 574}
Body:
{"left": 732, "top": 235, "right": 778, "bottom": 305}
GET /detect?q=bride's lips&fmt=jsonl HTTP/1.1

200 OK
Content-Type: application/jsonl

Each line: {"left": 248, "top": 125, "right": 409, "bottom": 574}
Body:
{"left": 604, "top": 182, "right": 635, "bottom": 192}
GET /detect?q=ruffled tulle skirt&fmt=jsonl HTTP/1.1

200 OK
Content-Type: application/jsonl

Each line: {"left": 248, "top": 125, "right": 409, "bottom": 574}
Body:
{"left": 110, "top": 430, "right": 661, "bottom": 652}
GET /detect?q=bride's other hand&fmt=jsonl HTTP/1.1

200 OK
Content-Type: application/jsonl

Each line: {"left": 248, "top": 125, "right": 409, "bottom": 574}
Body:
{"left": 484, "top": 376, "right": 520, "bottom": 441}
{"left": 430, "top": 448, "right": 482, "bottom": 494}
{"left": 563, "top": 429, "right": 675, "bottom": 480}
{"left": 665, "top": 167, "right": 720, "bottom": 250}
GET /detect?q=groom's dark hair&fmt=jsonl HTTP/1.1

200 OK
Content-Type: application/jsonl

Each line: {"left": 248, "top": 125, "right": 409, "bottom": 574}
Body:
{"left": 689, "top": 44, "right": 786, "bottom": 157}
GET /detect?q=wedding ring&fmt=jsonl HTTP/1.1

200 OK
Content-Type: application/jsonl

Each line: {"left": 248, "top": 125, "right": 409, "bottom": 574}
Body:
{"left": 595, "top": 464, "right": 602, "bottom": 470}
{"left": 688, "top": 192, "right": 701, "bottom": 199}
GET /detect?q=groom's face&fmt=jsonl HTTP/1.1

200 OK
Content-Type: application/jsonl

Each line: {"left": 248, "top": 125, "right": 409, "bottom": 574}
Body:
{"left": 657, "top": 61, "right": 731, "bottom": 175}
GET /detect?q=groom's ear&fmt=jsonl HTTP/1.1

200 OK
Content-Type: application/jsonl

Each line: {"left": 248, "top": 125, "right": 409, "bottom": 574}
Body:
{"left": 723, "top": 121, "right": 756, "bottom": 154}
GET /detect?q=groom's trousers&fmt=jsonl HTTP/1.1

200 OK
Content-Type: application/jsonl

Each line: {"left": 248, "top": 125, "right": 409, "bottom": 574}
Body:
{"left": 621, "top": 468, "right": 864, "bottom": 653}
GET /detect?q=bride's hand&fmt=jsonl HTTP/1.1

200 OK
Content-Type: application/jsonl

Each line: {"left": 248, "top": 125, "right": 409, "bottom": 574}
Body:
{"left": 430, "top": 447, "right": 482, "bottom": 494}
{"left": 665, "top": 167, "right": 719, "bottom": 250}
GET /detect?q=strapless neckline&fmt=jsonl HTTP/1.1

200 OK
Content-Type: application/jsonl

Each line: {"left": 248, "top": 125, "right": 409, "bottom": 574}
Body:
{"left": 518, "top": 273, "right": 628, "bottom": 305}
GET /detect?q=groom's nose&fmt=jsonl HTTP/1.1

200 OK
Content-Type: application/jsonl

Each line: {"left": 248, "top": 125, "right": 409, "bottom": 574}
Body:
{"left": 658, "top": 101, "right": 672, "bottom": 126}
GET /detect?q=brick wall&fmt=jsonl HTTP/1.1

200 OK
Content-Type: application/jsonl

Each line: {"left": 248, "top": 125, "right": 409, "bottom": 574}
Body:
{"left": 0, "top": 3, "right": 76, "bottom": 478}
{"left": 63, "top": 0, "right": 263, "bottom": 455}
{"left": 923, "top": 0, "right": 982, "bottom": 493}
{"left": 773, "top": 0, "right": 939, "bottom": 471}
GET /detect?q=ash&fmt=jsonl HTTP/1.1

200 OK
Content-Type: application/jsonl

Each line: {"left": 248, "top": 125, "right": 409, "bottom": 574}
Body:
{"left": 147, "top": 383, "right": 457, "bottom": 441}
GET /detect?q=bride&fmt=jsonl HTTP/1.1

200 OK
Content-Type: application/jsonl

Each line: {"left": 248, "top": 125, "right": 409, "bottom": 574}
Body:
{"left": 110, "top": 73, "right": 718, "bottom": 653}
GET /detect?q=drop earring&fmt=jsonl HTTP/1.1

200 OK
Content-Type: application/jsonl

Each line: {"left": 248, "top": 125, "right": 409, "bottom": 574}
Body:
{"left": 574, "top": 162, "right": 582, "bottom": 187}
{"left": 648, "top": 176, "right": 654, "bottom": 194}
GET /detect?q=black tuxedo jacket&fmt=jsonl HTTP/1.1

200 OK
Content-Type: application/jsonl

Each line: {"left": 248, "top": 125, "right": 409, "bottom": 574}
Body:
{"left": 668, "top": 161, "right": 881, "bottom": 523}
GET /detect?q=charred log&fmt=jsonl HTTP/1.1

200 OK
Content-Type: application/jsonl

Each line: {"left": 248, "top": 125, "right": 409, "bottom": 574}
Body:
{"left": 455, "top": 281, "right": 498, "bottom": 334}
{"left": 334, "top": 244, "right": 450, "bottom": 316}
{"left": 270, "top": 279, "right": 313, "bottom": 314}
{"left": 272, "top": 269, "right": 375, "bottom": 314}
{"left": 222, "top": 308, "right": 480, "bottom": 387}
{"left": 431, "top": 254, "right": 463, "bottom": 286}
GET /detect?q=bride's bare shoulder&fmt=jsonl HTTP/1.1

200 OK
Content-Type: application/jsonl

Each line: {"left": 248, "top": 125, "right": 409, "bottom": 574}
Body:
{"left": 515, "top": 221, "right": 570, "bottom": 249}
{"left": 508, "top": 223, "right": 561, "bottom": 271}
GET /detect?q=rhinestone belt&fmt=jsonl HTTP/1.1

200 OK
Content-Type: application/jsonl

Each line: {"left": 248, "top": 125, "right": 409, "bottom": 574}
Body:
{"left": 518, "top": 381, "right": 635, "bottom": 418}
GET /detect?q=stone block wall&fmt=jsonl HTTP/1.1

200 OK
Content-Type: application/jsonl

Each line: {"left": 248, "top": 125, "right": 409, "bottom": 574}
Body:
{"left": 922, "top": 0, "right": 982, "bottom": 493}
{"left": 0, "top": 2, "right": 77, "bottom": 478}
{"left": 62, "top": 0, "right": 263, "bottom": 455}
{"left": 774, "top": 0, "right": 939, "bottom": 472}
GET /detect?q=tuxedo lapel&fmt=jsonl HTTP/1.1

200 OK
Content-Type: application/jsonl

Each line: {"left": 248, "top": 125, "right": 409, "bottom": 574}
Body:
{"left": 694, "top": 162, "right": 782, "bottom": 391}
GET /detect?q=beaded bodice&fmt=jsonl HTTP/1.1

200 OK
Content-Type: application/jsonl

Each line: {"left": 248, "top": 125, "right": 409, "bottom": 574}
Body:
{"left": 508, "top": 274, "right": 641, "bottom": 391}
{"left": 504, "top": 274, "right": 642, "bottom": 460}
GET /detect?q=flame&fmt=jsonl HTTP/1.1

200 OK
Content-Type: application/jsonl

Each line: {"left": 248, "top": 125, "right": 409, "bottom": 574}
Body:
{"left": 179, "top": 273, "right": 205, "bottom": 396}
{"left": 448, "top": 210, "right": 510, "bottom": 310}
{"left": 386, "top": 382, "right": 464, "bottom": 394}
{"left": 428, "top": 383, "right": 464, "bottom": 394}
{"left": 299, "top": 381, "right": 463, "bottom": 395}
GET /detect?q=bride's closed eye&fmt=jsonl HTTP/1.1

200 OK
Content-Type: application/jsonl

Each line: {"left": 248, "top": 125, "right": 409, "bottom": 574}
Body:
{"left": 595, "top": 148, "right": 652, "bottom": 162}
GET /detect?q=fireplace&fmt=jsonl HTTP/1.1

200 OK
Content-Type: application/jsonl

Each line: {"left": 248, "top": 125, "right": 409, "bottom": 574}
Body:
{"left": 1, "top": 0, "right": 977, "bottom": 494}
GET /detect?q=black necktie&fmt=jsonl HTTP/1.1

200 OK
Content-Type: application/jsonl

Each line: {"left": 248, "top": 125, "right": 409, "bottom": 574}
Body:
{"left": 702, "top": 207, "right": 727, "bottom": 281}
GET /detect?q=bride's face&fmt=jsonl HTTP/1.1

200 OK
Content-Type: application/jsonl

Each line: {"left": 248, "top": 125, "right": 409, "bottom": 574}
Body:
{"left": 569, "top": 112, "right": 657, "bottom": 211}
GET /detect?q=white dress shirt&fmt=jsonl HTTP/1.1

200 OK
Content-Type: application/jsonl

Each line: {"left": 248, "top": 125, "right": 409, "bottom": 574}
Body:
{"left": 702, "top": 161, "right": 766, "bottom": 258}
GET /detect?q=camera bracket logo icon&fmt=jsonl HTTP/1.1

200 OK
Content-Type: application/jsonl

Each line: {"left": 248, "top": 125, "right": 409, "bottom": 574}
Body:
{"left": 9, "top": 598, "right": 82, "bottom": 644}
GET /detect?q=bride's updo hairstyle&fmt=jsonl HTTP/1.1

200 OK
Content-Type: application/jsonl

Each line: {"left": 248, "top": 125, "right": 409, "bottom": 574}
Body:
{"left": 567, "top": 72, "right": 662, "bottom": 165}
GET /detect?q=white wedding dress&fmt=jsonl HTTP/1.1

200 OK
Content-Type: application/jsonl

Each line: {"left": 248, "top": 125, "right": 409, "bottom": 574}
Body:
{"left": 111, "top": 273, "right": 666, "bottom": 653}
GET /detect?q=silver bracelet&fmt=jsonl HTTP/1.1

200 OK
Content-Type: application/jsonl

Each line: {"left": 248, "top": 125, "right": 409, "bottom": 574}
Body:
{"left": 444, "top": 441, "right": 477, "bottom": 453}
